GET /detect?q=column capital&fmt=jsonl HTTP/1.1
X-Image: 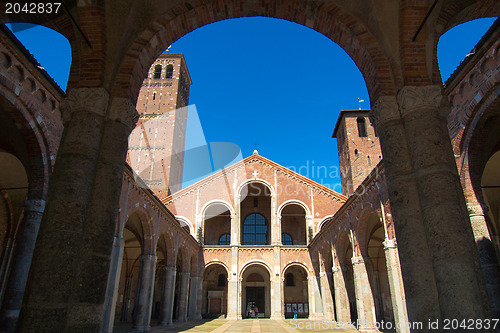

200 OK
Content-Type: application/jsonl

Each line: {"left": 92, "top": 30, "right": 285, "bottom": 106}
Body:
{"left": 23, "top": 199, "right": 46, "bottom": 213}
{"left": 109, "top": 97, "right": 140, "bottom": 131}
{"left": 332, "top": 265, "right": 341, "bottom": 273}
{"left": 383, "top": 238, "right": 398, "bottom": 250}
{"left": 351, "top": 255, "right": 364, "bottom": 265}
{"left": 397, "top": 85, "right": 449, "bottom": 118}
{"left": 60, "top": 87, "right": 109, "bottom": 123}
{"left": 466, "top": 202, "right": 489, "bottom": 217}
{"left": 369, "top": 95, "right": 399, "bottom": 129}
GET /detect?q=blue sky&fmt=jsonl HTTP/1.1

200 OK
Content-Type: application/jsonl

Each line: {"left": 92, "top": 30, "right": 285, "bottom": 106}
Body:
{"left": 8, "top": 16, "right": 497, "bottom": 192}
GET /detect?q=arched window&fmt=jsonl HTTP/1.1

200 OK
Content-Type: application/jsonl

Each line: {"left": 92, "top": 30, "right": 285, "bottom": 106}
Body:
{"left": 282, "top": 233, "right": 293, "bottom": 245}
{"left": 368, "top": 155, "right": 371, "bottom": 167}
{"left": 286, "top": 273, "right": 295, "bottom": 286}
{"left": 243, "top": 213, "right": 267, "bottom": 245}
{"left": 219, "top": 233, "right": 231, "bottom": 245}
{"left": 154, "top": 64, "right": 162, "bottom": 79}
{"left": 354, "top": 149, "right": 358, "bottom": 157}
{"left": 357, "top": 117, "right": 367, "bottom": 137}
{"left": 217, "top": 273, "right": 226, "bottom": 287}
{"left": 165, "top": 64, "right": 174, "bottom": 78}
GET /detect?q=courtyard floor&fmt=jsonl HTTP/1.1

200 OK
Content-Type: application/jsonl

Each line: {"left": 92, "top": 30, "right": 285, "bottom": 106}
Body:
{"left": 114, "top": 319, "right": 359, "bottom": 333}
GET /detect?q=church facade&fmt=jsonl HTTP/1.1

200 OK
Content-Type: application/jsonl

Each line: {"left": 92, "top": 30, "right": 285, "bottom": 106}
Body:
{"left": 0, "top": 4, "right": 499, "bottom": 333}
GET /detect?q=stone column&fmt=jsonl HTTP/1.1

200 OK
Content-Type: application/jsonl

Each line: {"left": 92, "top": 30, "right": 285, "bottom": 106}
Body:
{"left": 0, "top": 199, "right": 45, "bottom": 333}
{"left": 383, "top": 239, "right": 409, "bottom": 333}
{"left": 307, "top": 274, "right": 323, "bottom": 320}
{"left": 320, "top": 271, "right": 335, "bottom": 321}
{"left": 159, "top": 265, "right": 176, "bottom": 326}
{"left": 227, "top": 246, "right": 239, "bottom": 320}
{"left": 370, "top": 95, "right": 442, "bottom": 327}
{"left": 230, "top": 214, "right": 239, "bottom": 246}
{"left": 133, "top": 254, "right": 157, "bottom": 332}
{"left": 466, "top": 202, "right": 500, "bottom": 318}
{"left": 101, "top": 236, "right": 125, "bottom": 333}
{"left": 396, "top": 86, "right": 491, "bottom": 321}
{"left": 187, "top": 276, "right": 202, "bottom": 320}
{"left": 271, "top": 197, "right": 281, "bottom": 246}
{"left": 351, "top": 255, "right": 376, "bottom": 331}
{"left": 176, "top": 271, "right": 190, "bottom": 322}
{"left": 332, "top": 265, "right": 351, "bottom": 324}
{"left": 17, "top": 88, "right": 126, "bottom": 333}
{"left": 270, "top": 246, "right": 283, "bottom": 320}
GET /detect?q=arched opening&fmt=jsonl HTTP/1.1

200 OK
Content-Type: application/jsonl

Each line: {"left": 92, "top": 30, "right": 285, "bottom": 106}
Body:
{"left": 356, "top": 117, "right": 367, "bottom": 137}
{"left": 165, "top": 64, "right": 174, "bottom": 79}
{"left": 202, "top": 264, "right": 228, "bottom": 318}
{"left": 283, "top": 265, "right": 309, "bottom": 319}
{"left": 437, "top": 17, "right": 497, "bottom": 83}
{"left": 7, "top": 23, "right": 72, "bottom": 91}
{"left": 240, "top": 182, "right": 271, "bottom": 245}
{"left": 241, "top": 264, "right": 271, "bottom": 318}
{"left": 280, "top": 204, "right": 307, "bottom": 245}
{"left": 364, "top": 213, "right": 393, "bottom": 324}
{"left": 114, "top": 213, "right": 144, "bottom": 323}
{"left": 151, "top": 236, "right": 168, "bottom": 321}
{"left": 203, "top": 203, "right": 231, "bottom": 245}
{"left": 340, "top": 237, "right": 357, "bottom": 324}
{"left": 481, "top": 151, "right": 500, "bottom": 259}
{"left": 0, "top": 151, "right": 28, "bottom": 301}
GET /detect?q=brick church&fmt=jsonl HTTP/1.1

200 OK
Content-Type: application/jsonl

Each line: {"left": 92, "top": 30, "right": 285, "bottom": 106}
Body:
{"left": 0, "top": 2, "right": 499, "bottom": 333}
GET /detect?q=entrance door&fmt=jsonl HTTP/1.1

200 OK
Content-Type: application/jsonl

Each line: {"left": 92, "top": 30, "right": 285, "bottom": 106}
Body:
{"left": 246, "top": 287, "right": 265, "bottom": 317}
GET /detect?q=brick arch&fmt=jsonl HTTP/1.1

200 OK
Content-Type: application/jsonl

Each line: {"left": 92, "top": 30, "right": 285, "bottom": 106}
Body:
{"left": 158, "top": 232, "right": 176, "bottom": 266}
{"left": 0, "top": 88, "right": 50, "bottom": 201}
{"left": 125, "top": 207, "right": 155, "bottom": 255}
{"left": 111, "top": 0, "right": 399, "bottom": 103}
{"left": 431, "top": 1, "right": 500, "bottom": 84}
{"left": 355, "top": 209, "right": 383, "bottom": 255}
{"left": 176, "top": 244, "right": 190, "bottom": 272}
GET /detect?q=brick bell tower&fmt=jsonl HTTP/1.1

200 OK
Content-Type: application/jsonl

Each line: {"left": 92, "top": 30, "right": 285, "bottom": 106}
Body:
{"left": 333, "top": 109, "right": 382, "bottom": 196}
{"left": 127, "top": 54, "right": 192, "bottom": 197}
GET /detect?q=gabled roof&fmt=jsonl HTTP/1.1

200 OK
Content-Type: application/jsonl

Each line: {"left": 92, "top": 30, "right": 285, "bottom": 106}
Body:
{"left": 161, "top": 153, "right": 347, "bottom": 204}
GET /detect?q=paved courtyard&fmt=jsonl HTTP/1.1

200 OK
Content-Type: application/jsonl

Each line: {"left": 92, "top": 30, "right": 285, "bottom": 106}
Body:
{"left": 113, "top": 319, "right": 359, "bottom": 332}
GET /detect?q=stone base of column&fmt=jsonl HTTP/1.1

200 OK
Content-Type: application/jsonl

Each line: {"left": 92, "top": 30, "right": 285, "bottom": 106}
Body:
{"left": 270, "top": 314, "right": 284, "bottom": 320}
{"left": 226, "top": 314, "right": 239, "bottom": 320}
{"left": 131, "top": 325, "right": 151, "bottom": 332}
{"left": 308, "top": 314, "right": 323, "bottom": 321}
{"left": 160, "top": 321, "right": 172, "bottom": 327}
{"left": 187, "top": 314, "right": 203, "bottom": 321}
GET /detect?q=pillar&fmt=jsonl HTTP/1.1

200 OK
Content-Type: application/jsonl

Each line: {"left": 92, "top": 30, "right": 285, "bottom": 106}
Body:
{"left": 227, "top": 246, "right": 239, "bottom": 320}
{"left": 187, "top": 276, "right": 202, "bottom": 320}
{"left": 159, "top": 265, "right": 176, "bottom": 326}
{"left": 133, "top": 254, "right": 156, "bottom": 332}
{"left": 18, "top": 89, "right": 140, "bottom": 333}
{"left": 307, "top": 274, "right": 323, "bottom": 320}
{"left": 372, "top": 87, "right": 492, "bottom": 326}
{"left": 351, "top": 255, "right": 377, "bottom": 331}
{"left": 320, "top": 271, "right": 335, "bottom": 321}
{"left": 332, "top": 265, "right": 351, "bottom": 324}
{"left": 383, "top": 239, "right": 409, "bottom": 333}
{"left": 0, "top": 199, "right": 45, "bottom": 333}
{"left": 176, "top": 271, "right": 190, "bottom": 322}
{"left": 370, "top": 95, "right": 442, "bottom": 327}
{"left": 270, "top": 246, "right": 283, "bottom": 320}
{"left": 230, "top": 214, "right": 239, "bottom": 246}
{"left": 101, "top": 236, "right": 125, "bottom": 333}
{"left": 466, "top": 201, "right": 500, "bottom": 319}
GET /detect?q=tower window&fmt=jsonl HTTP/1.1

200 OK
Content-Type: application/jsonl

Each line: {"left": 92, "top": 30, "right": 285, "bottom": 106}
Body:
{"left": 152, "top": 92, "right": 156, "bottom": 100}
{"left": 243, "top": 213, "right": 267, "bottom": 245}
{"left": 153, "top": 65, "right": 162, "bottom": 79}
{"left": 217, "top": 273, "right": 226, "bottom": 287}
{"left": 357, "top": 117, "right": 367, "bottom": 137}
{"left": 219, "top": 233, "right": 230, "bottom": 245}
{"left": 286, "top": 273, "right": 295, "bottom": 286}
{"left": 282, "top": 233, "right": 293, "bottom": 245}
{"left": 368, "top": 155, "right": 371, "bottom": 167}
{"left": 165, "top": 64, "right": 174, "bottom": 78}
{"left": 354, "top": 149, "right": 358, "bottom": 157}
